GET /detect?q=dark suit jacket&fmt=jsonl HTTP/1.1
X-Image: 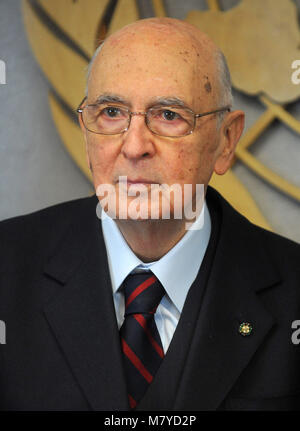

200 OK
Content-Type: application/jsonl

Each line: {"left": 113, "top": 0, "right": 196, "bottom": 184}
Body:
{"left": 0, "top": 186, "right": 300, "bottom": 411}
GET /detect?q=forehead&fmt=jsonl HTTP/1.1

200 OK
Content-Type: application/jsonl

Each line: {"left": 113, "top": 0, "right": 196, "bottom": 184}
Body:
{"left": 88, "top": 27, "right": 218, "bottom": 108}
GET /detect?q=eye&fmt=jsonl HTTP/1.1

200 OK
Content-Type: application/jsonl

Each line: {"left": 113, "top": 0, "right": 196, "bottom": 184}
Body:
{"left": 161, "top": 110, "right": 179, "bottom": 121}
{"left": 102, "top": 106, "right": 122, "bottom": 118}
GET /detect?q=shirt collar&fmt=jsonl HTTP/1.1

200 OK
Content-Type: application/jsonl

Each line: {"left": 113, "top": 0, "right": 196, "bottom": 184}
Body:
{"left": 101, "top": 203, "right": 211, "bottom": 313}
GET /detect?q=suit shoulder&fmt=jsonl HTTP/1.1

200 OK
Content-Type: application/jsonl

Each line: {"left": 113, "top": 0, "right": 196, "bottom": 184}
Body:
{"left": 228, "top": 199, "right": 300, "bottom": 268}
{"left": 0, "top": 195, "right": 94, "bottom": 230}
{"left": 0, "top": 195, "right": 97, "bottom": 269}
{"left": 251, "top": 223, "right": 300, "bottom": 266}
{"left": 207, "top": 186, "right": 300, "bottom": 267}
{"left": 226, "top": 199, "right": 300, "bottom": 270}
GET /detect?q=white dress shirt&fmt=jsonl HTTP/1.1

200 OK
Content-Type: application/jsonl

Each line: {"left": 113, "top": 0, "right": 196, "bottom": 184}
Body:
{"left": 101, "top": 203, "right": 211, "bottom": 354}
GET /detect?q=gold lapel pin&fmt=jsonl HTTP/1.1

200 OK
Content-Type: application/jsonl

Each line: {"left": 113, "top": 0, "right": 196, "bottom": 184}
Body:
{"left": 239, "top": 322, "right": 253, "bottom": 336}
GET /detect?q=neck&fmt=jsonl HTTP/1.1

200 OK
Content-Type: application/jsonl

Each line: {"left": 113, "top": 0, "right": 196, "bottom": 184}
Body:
{"left": 114, "top": 218, "right": 190, "bottom": 262}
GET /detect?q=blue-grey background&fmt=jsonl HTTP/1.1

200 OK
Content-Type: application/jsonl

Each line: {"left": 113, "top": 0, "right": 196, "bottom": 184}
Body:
{"left": 0, "top": 0, "right": 299, "bottom": 242}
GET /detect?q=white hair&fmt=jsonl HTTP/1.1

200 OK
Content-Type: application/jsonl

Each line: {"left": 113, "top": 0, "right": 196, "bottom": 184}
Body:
{"left": 214, "top": 50, "right": 233, "bottom": 126}
{"left": 215, "top": 50, "right": 233, "bottom": 106}
{"left": 85, "top": 42, "right": 105, "bottom": 96}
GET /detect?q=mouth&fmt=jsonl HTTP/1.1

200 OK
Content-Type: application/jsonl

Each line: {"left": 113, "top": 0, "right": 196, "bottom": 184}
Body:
{"left": 117, "top": 178, "right": 159, "bottom": 185}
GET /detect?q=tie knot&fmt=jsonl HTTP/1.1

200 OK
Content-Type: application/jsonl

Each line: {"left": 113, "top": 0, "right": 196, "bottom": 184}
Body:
{"left": 122, "top": 272, "right": 165, "bottom": 315}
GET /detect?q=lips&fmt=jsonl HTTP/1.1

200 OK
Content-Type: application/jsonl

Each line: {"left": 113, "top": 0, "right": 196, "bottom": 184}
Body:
{"left": 127, "top": 179, "right": 154, "bottom": 184}
{"left": 118, "top": 178, "right": 159, "bottom": 185}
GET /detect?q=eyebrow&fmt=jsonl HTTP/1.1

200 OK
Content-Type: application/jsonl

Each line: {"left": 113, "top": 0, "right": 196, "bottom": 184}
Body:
{"left": 149, "top": 97, "right": 190, "bottom": 109}
{"left": 92, "top": 93, "right": 191, "bottom": 109}
{"left": 94, "top": 94, "right": 129, "bottom": 105}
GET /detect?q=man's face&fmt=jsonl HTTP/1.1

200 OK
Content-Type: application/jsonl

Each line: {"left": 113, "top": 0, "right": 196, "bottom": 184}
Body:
{"left": 81, "top": 27, "right": 224, "bottom": 221}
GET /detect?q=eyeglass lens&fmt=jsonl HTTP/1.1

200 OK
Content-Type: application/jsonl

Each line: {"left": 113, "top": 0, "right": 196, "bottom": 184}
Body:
{"left": 82, "top": 104, "right": 195, "bottom": 137}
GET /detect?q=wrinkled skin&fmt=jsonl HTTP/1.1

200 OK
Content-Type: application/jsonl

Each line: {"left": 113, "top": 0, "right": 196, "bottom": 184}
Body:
{"left": 79, "top": 18, "right": 244, "bottom": 261}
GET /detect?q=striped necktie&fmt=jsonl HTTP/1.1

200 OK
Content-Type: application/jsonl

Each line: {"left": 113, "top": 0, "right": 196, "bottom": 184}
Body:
{"left": 120, "top": 272, "right": 165, "bottom": 409}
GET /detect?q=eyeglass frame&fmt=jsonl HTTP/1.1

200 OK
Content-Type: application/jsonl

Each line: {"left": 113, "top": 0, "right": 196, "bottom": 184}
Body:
{"left": 76, "top": 96, "right": 231, "bottom": 138}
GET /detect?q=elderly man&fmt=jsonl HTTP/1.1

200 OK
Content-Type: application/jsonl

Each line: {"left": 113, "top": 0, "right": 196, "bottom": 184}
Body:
{"left": 0, "top": 17, "right": 299, "bottom": 411}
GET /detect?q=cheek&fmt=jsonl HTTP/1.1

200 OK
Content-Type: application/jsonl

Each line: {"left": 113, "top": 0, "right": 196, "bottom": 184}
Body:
{"left": 163, "top": 135, "right": 219, "bottom": 185}
{"left": 86, "top": 136, "right": 120, "bottom": 184}
{"left": 163, "top": 146, "right": 200, "bottom": 183}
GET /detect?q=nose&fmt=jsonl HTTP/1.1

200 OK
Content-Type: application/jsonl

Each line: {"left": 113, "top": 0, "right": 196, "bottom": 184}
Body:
{"left": 120, "top": 113, "right": 156, "bottom": 160}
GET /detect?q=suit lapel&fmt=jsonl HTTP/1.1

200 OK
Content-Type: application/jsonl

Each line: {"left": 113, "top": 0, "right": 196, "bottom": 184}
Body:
{"left": 172, "top": 188, "right": 280, "bottom": 410}
{"left": 42, "top": 196, "right": 129, "bottom": 411}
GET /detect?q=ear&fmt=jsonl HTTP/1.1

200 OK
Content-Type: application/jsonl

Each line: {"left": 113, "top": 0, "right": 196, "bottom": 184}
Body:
{"left": 214, "top": 110, "right": 245, "bottom": 175}
{"left": 78, "top": 111, "right": 92, "bottom": 172}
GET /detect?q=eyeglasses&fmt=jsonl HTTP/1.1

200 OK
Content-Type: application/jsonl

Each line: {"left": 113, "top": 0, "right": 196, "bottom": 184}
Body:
{"left": 77, "top": 98, "right": 231, "bottom": 138}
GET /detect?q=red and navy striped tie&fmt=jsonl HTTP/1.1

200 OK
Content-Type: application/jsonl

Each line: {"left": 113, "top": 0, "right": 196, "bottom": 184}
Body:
{"left": 120, "top": 272, "right": 165, "bottom": 409}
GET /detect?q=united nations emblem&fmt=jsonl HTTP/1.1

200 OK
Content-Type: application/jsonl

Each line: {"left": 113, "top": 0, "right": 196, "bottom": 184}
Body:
{"left": 22, "top": 0, "right": 300, "bottom": 237}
